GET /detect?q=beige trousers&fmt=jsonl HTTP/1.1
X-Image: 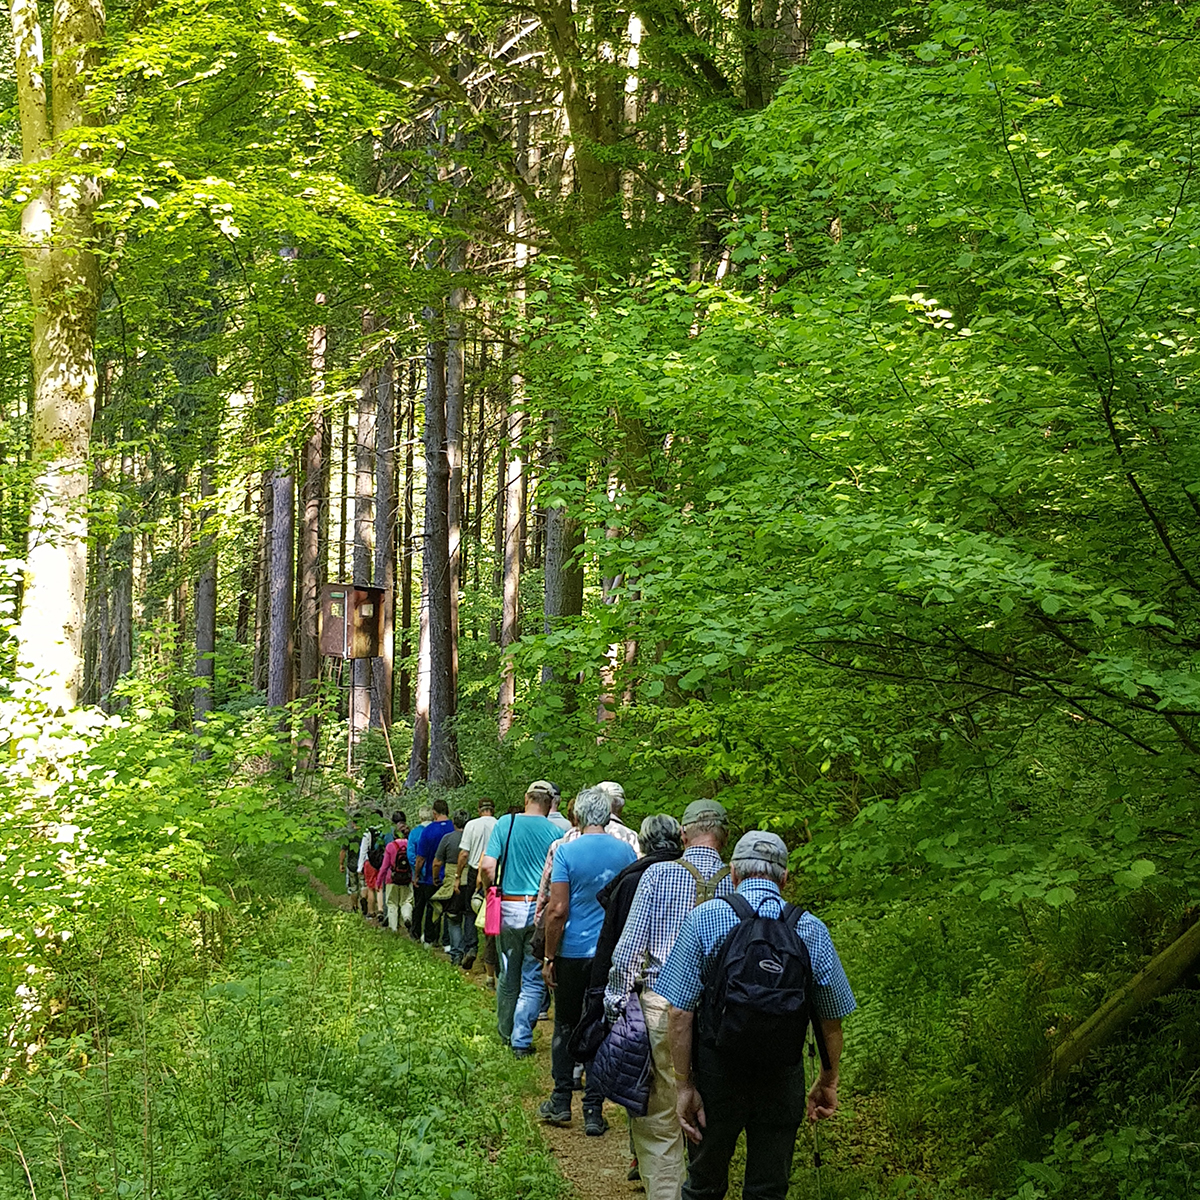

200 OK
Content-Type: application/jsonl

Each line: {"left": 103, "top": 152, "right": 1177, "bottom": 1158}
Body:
{"left": 630, "top": 989, "right": 686, "bottom": 1200}
{"left": 386, "top": 884, "right": 413, "bottom": 931}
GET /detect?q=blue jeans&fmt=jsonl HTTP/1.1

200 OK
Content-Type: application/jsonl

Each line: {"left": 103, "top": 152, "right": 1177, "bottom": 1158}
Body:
{"left": 446, "top": 914, "right": 465, "bottom": 962}
{"left": 497, "top": 906, "right": 542, "bottom": 1049}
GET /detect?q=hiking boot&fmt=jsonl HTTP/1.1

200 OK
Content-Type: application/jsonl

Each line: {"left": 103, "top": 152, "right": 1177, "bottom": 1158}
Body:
{"left": 584, "top": 1112, "right": 609, "bottom": 1137}
{"left": 461, "top": 953, "right": 476, "bottom": 971}
{"left": 512, "top": 1046, "right": 535, "bottom": 1060}
{"left": 539, "top": 1098, "right": 572, "bottom": 1126}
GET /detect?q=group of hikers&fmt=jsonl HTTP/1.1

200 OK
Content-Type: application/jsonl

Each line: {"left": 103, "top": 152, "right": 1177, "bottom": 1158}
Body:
{"left": 339, "top": 778, "right": 856, "bottom": 1200}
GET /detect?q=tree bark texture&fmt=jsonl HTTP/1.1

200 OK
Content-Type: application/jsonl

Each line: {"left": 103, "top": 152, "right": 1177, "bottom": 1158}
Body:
{"left": 193, "top": 459, "right": 217, "bottom": 740}
{"left": 11, "top": 0, "right": 106, "bottom": 709}
{"left": 267, "top": 466, "right": 295, "bottom": 711}
{"left": 374, "top": 350, "right": 396, "bottom": 727}
{"left": 298, "top": 320, "right": 328, "bottom": 756}
{"left": 423, "top": 333, "right": 464, "bottom": 785}
{"left": 352, "top": 353, "right": 376, "bottom": 736}
{"left": 399, "top": 366, "right": 415, "bottom": 715}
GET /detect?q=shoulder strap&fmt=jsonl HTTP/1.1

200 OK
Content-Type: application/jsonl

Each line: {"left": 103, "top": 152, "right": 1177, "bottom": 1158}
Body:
{"left": 496, "top": 815, "right": 517, "bottom": 890}
{"left": 720, "top": 893, "right": 757, "bottom": 922}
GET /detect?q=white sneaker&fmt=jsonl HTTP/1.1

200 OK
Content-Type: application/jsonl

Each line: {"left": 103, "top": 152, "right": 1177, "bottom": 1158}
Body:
{"left": 442, "top": 945, "right": 452, "bottom": 953}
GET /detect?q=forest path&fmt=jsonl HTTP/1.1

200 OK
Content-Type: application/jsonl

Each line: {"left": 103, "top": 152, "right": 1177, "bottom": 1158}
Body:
{"left": 298, "top": 864, "right": 640, "bottom": 1200}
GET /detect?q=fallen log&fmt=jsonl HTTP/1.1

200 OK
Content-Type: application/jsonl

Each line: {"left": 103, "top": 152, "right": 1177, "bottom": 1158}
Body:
{"left": 1048, "top": 913, "right": 1200, "bottom": 1086}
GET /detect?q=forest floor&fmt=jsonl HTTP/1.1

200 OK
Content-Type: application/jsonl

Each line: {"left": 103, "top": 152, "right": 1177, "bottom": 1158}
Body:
{"left": 299, "top": 865, "right": 640, "bottom": 1200}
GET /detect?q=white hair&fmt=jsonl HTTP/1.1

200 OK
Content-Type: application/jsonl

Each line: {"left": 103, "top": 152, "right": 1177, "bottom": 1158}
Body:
{"left": 594, "top": 780, "right": 626, "bottom": 812}
{"left": 574, "top": 787, "right": 614, "bottom": 829}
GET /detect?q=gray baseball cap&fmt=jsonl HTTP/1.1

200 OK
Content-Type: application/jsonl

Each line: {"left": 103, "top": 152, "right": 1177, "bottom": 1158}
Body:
{"left": 681, "top": 798, "right": 728, "bottom": 826}
{"left": 730, "top": 830, "right": 789, "bottom": 869}
{"left": 526, "top": 780, "right": 556, "bottom": 805}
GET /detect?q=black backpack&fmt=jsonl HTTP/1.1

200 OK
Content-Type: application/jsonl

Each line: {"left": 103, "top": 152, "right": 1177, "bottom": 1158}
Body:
{"left": 392, "top": 843, "right": 412, "bottom": 886}
{"left": 698, "top": 894, "right": 830, "bottom": 1077}
{"left": 366, "top": 827, "right": 386, "bottom": 870}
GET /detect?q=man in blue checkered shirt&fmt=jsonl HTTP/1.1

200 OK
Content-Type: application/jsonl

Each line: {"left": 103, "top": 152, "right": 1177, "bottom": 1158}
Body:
{"left": 605, "top": 798, "right": 733, "bottom": 1200}
{"left": 658, "top": 831, "right": 855, "bottom": 1200}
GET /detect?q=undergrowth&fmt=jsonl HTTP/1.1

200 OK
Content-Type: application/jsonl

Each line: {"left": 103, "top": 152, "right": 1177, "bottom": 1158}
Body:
{"left": 0, "top": 878, "right": 563, "bottom": 1200}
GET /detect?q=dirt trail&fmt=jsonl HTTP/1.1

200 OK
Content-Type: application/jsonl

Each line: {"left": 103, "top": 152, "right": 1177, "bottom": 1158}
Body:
{"left": 299, "top": 865, "right": 639, "bottom": 1200}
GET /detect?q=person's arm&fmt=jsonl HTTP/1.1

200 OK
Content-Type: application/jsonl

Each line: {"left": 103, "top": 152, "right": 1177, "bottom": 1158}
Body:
{"left": 604, "top": 873, "right": 655, "bottom": 1018}
{"left": 542, "top": 880, "right": 569, "bottom": 991}
{"left": 339, "top": 847, "right": 347, "bottom": 872}
{"left": 533, "top": 841, "right": 560, "bottom": 925}
{"left": 807, "top": 1018, "right": 843, "bottom": 1122}
{"left": 479, "top": 817, "right": 509, "bottom": 890}
{"left": 455, "top": 847, "right": 469, "bottom": 891}
{"left": 479, "top": 855, "right": 497, "bottom": 889}
{"left": 668, "top": 1006, "right": 704, "bottom": 1144}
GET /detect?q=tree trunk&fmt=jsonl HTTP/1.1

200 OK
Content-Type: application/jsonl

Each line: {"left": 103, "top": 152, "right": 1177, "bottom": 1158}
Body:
{"left": 542, "top": 412, "right": 585, "bottom": 699}
{"left": 399, "top": 364, "right": 415, "bottom": 715}
{"left": 298, "top": 319, "right": 328, "bottom": 758}
{"left": 497, "top": 172, "right": 529, "bottom": 738}
{"left": 193, "top": 459, "right": 217, "bottom": 744}
{"left": 352, "top": 349, "right": 376, "bottom": 738}
{"left": 235, "top": 474, "right": 254, "bottom": 645}
{"left": 424, "top": 332, "right": 465, "bottom": 784}
{"left": 374, "top": 349, "right": 396, "bottom": 727}
{"left": 11, "top": 0, "right": 105, "bottom": 710}
{"left": 253, "top": 470, "right": 272, "bottom": 691}
{"left": 446, "top": 271, "right": 465, "bottom": 709}
{"left": 267, "top": 464, "right": 295, "bottom": 713}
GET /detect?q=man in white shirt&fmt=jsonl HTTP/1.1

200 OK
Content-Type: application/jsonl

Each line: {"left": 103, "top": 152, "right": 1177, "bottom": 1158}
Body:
{"left": 455, "top": 797, "right": 497, "bottom": 973}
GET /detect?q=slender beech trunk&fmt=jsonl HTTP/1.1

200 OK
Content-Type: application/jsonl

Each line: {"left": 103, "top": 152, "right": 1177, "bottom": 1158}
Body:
{"left": 11, "top": 0, "right": 105, "bottom": 709}
{"left": 267, "top": 462, "right": 295, "bottom": 713}
{"left": 298, "top": 319, "right": 328, "bottom": 758}
{"left": 253, "top": 471, "right": 272, "bottom": 691}
{"left": 491, "top": 424, "right": 506, "bottom": 647}
{"left": 352, "top": 349, "right": 376, "bottom": 737}
{"left": 193, "top": 460, "right": 217, "bottom": 743}
{"left": 498, "top": 148, "right": 529, "bottom": 738}
{"left": 235, "top": 475, "right": 254, "bottom": 645}
{"left": 374, "top": 349, "right": 396, "bottom": 727}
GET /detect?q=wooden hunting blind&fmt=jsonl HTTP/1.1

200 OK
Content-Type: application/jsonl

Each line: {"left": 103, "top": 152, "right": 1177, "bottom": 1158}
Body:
{"left": 320, "top": 583, "right": 385, "bottom": 660}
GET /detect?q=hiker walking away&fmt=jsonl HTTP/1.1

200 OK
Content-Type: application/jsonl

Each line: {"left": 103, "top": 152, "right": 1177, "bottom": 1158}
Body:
{"left": 534, "top": 779, "right": 641, "bottom": 935}
{"left": 407, "top": 806, "right": 433, "bottom": 894}
{"left": 479, "top": 781, "right": 562, "bottom": 1058}
{"left": 546, "top": 782, "right": 571, "bottom": 834}
{"left": 659, "top": 831, "right": 855, "bottom": 1200}
{"left": 540, "top": 788, "right": 637, "bottom": 1135}
{"left": 456, "top": 797, "right": 497, "bottom": 975}
{"left": 413, "top": 799, "right": 454, "bottom": 946}
{"left": 358, "top": 809, "right": 387, "bottom": 924}
{"left": 339, "top": 812, "right": 366, "bottom": 916}
{"left": 604, "top": 799, "right": 733, "bottom": 1200}
{"left": 432, "top": 810, "right": 470, "bottom": 964}
{"left": 378, "top": 812, "right": 413, "bottom": 933}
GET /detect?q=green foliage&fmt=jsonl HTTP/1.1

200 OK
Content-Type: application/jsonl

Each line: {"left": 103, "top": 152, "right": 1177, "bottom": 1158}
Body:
{"left": 0, "top": 882, "right": 564, "bottom": 1200}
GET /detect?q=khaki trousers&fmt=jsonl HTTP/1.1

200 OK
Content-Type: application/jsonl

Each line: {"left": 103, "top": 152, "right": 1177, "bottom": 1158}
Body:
{"left": 631, "top": 989, "right": 686, "bottom": 1200}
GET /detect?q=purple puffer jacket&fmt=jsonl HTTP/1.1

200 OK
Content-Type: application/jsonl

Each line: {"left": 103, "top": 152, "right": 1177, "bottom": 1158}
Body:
{"left": 589, "top": 992, "right": 653, "bottom": 1116}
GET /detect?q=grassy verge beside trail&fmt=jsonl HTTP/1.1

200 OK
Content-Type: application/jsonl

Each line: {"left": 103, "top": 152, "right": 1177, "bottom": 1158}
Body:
{"left": 1, "top": 867, "right": 564, "bottom": 1200}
